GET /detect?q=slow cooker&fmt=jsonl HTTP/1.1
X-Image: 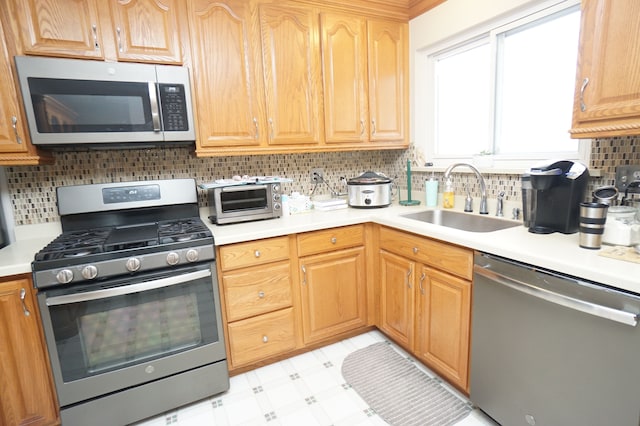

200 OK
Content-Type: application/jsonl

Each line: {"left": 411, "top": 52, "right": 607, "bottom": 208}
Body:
{"left": 347, "top": 171, "right": 392, "bottom": 208}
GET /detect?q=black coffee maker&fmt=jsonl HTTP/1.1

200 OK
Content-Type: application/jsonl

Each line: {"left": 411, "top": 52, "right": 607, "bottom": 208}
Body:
{"left": 522, "top": 160, "right": 589, "bottom": 234}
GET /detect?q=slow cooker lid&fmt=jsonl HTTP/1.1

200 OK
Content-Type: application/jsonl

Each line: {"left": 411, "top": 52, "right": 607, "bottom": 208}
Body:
{"left": 348, "top": 171, "right": 391, "bottom": 184}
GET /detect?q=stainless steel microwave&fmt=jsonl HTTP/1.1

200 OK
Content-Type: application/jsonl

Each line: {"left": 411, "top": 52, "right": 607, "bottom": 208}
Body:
{"left": 14, "top": 56, "right": 195, "bottom": 149}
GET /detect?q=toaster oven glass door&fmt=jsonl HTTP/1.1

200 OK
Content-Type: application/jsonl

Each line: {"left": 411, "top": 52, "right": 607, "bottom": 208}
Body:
{"left": 220, "top": 187, "right": 269, "bottom": 212}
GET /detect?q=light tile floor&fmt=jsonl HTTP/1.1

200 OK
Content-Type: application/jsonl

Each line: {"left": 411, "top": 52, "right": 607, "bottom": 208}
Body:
{"left": 133, "top": 330, "right": 497, "bottom": 426}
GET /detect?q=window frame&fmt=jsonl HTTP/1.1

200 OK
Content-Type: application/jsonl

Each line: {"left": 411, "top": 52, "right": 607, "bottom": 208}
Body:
{"left": 414, "top": 0, "right": 588, "bottom": 172}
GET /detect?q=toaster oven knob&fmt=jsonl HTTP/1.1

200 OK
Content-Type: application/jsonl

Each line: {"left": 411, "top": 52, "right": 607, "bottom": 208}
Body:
{"left": 273, "top": 193, "right": 281, "bottom": 202}
{"left": 81, "top": 265, "right": 98, "bottom": 280}
{"left": 166, "top": 251, "right": 180, "bottom": 265}
{"left": 185, "top": 249, "right": 199, "bottom": 263}
{"left": 126, "top": 257, "right": 141, "bottom": 272}
{"left": 56, "top": 269, "right": 74, "bottom": 284}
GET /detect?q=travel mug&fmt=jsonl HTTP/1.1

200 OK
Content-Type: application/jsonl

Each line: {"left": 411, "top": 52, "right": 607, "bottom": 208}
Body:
{"left": 579, "top": 202, "right": 608, "bottom": 249}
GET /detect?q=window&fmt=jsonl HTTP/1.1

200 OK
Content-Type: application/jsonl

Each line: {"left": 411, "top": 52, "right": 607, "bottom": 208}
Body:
{"left": 416, "top": 1, "right": 588, "bottom": 170}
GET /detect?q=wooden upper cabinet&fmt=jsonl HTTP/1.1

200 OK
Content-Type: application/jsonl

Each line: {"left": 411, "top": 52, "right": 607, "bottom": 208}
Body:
{"left": 320, "top": 13, "right": 368, "bottom": 144}
{"left": 187, "top": 0, "right": 266, "bottom": 151}
{"left": 0, "top": 9, "right": 53, "bottom": 164}
{"left": 258, "top": 3, "right": 324, "bottom": 145}
{"left": 12, "top": 0, "right": 105, "bottom": 58}
{"left": 109, "top": 0, "right": 183, "bottom": 63}
{"left": 11, "top": 0, "right": 184, "bottom": 63}
{"left": 570, "top": 0, "right": 640, "bottom": 138}
{"left": 367, "top": 19, "right": 408, "bottom": 143}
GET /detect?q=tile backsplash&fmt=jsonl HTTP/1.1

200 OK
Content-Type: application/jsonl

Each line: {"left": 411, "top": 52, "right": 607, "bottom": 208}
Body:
{"left": 4, "top": 135, "right": 639, "bottom": 226}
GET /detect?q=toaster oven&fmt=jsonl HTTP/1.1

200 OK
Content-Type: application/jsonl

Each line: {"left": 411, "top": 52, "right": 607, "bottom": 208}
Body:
{"left": 207, "top": 183, "right": 282, "bottom": 225}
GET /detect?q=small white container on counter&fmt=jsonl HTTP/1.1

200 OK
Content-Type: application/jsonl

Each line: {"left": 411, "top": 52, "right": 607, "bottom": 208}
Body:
{"left": 602, "top": 206, "right": 640, "bottom": 246}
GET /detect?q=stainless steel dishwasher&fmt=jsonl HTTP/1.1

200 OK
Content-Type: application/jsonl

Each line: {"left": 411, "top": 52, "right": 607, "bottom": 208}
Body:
{"left": 471, "top": 252, "right": 640, "bottom": 426}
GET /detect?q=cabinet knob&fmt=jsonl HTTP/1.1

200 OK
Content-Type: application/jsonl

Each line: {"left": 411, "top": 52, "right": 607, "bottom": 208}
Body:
{"left": 262, "top": 335, "right": 269, "bottom": 343}
{"left": 254, "top": 250, "right": 261, "bottom": 258}
{"left": 258, "top": 291, "right": 265, "bottom": 298}
{"left": 331, "top": 237, "right": 337, "bottom": 244}
{"left": 413, "top": 247, "right": 419, "bottom": 254}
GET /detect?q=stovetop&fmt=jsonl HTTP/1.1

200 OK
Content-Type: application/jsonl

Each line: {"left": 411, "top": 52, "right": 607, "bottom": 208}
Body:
{"left": 34, "top": 218, "right": 211, "bottom": 263}
{"left": 32, "top": 179, "right": 215, "bottom": 289}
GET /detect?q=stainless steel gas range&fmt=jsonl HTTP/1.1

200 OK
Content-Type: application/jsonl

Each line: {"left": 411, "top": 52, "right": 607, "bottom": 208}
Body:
{"left": 32, "top": 179, "right": 229, "bottom": 426}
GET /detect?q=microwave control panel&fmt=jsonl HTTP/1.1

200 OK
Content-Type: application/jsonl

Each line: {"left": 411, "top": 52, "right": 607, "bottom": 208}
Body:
{"left": 159, "top": 84, "right": 189, "bottom": 131}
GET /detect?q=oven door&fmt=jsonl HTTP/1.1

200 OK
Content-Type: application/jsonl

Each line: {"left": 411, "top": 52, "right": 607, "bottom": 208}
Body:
{"left": 37, "top": 263, "right": 226, "bottom": 408}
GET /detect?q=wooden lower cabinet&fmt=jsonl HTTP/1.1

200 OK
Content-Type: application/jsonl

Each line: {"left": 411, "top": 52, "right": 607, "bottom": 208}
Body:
{"left": 298, "top": 246, "right": 367, "bottom": 344}
{"left": 414, "top": 265, "right": 471, "bottom": 392}
{"left": 378, "top": 250, "right": 414, "bottom": 348}
{"left": 227, "top": 307, "right": 296, "bottom": 367}
{"left": 297, "top": 225, "right": 368, "bottom": 345}
{"left": 0, "top": 275, "right": 59, "bottom": 426}
{"left": 218, "top": 236, "right": 296, "bottom": 370}
{"left": 378, "top": 226, "right": 472, "bottom": 393}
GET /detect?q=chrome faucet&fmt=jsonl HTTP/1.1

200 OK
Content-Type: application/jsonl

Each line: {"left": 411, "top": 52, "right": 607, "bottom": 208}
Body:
{"left": 443, "top": 163, "right": 489, "bottom": 214}
{"left": 496, "top": 191, "right": 505, "bottom": 217}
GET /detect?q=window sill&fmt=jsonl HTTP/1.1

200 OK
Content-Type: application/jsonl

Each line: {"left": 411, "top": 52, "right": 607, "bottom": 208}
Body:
{"left": 412, "top": 165, "right": 603, "bottom": 177}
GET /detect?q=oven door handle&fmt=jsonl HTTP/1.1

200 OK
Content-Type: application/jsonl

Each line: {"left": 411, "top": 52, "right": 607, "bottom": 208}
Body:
{"left": 45, "top": 269, "right": 212, "bottom": 306}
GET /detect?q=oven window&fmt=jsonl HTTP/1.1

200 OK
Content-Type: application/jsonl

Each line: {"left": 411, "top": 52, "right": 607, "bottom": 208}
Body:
{"left": 27, "top": 78, "right": 154, "bottom": 133}
{"left": 49, "top": 274, "right": 219, "bottom": 382}
{"left": 220, "top": 188, "right": 268, "bottom": 212}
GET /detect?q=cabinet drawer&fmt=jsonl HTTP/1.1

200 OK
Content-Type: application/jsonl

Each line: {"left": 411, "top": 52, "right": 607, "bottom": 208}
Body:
{"left": 219, "top": 236, "right": 290, "bottom": 271}
{"left": 379, "top": 226, "right": 473, "bottom": 280}
{"left": 297, "top": 225, "right": 364, "bottom": 256}
{"left": 227, "top": 307, "right": 296, "bottom": 367}
{"left": 223, "top": 262, "right": 292, "bottom": 321}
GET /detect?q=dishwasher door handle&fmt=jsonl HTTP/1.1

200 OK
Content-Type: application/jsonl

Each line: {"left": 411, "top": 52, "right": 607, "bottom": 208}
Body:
{"left": 475, "top": 266, "right": 639, "bottom": 327}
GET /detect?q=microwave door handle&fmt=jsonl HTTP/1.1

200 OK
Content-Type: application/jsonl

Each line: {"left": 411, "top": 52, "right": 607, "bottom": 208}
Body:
{"left": 149, "top": 82, "right": 161, "bottom": 132}
{"left": 45, "top": 269, "right": 211, "bottom": 306}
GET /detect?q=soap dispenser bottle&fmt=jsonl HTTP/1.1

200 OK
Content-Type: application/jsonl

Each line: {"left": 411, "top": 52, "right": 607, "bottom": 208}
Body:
{"left": 443, "top": 178, "right": 455, "bottom": 209}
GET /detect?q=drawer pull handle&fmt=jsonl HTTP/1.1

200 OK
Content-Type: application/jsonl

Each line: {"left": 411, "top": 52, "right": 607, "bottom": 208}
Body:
{"left": 301, "top": 265, "right": 307, "bottom": 285}
{"left": 413, "top": 247, "right": 419, "bottom": 254}
{"left": 331, "top": 237, "right": 337, "bottom": 244}
{"left": 406, "top": 268, "right": 412, "bottom": 289}
{"left": 20, "top": 288, "right": 30, "bottom": 317}
{"left": 254, "top": 250, "right": 261, "bottom": 258}
{"left": 92, "top": 24, "right": 99, "bottom": 50}
{"left": 262, "top": 335, "right": 269, "bottom": 343}
{"left": 258, "top": 291, "right": 265, "bottom": 298}
{"left": 419, "top": 272, "right": 426, "bottom": 295}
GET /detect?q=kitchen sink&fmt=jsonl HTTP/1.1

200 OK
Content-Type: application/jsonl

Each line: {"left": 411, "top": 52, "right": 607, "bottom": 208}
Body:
{"left": 401, "top": 209, "right": 521, "bottom": 232}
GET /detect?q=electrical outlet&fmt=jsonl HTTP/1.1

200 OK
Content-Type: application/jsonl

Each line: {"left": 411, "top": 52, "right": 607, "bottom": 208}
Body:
{"left": 310, "top": 168, "right": 324, "bottom": 183}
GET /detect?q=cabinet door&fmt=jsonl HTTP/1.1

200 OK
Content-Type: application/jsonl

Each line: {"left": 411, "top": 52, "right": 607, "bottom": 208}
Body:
{"left": 367, "top": 19, "right": 408, "bottom": 143}
{"left": 187, "top": 0, "right": 267, "bottom": 150}
{"left": 0, "top": 277, "right": 58, "bottom": 426}
{"left": 414, "top": 266, "right": 471, "bottom": 392}
{"left": 379, "top": 250, "right": 414, "bottom": 349}
{"left": 570, "top": 0, "right": 640, "bottom": 138}
{"left": 320, "top": 13, "right": 368, "bottom": 143}
{"left": 367, "top": 21, "right": 409, "bottom": 141}
{"left": 0, "top": 23, "right": 28, "bottom": 155}
{"left": 259, "top": 4, "right": 323, "bottom": 145}
{"left": 299, "top": 246, "right": 367, "bottom": 344}
{"left": 12, "top": 0, "right": 104, "bottom": 59}
{"left": 109, "top": 0, "right": 183, "bottom": 63}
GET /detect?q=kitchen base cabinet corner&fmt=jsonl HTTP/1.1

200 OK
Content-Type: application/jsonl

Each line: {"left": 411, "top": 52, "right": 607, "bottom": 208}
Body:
{"left": 377, "top": 226, "right": 472, "bottom": 393}
{"left": 0, "top": 275, "right": 59, "bottom": 426}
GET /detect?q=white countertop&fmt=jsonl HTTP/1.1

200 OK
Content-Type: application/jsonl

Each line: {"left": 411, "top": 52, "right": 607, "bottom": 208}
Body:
{"left": 2, "top": 202, "right": 638, "bottom": 294}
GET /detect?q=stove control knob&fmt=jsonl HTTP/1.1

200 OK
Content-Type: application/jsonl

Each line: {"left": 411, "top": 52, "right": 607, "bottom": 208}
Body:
{"left": 56, "top": 269, "right": 74, "bottom": 284}
{"left": 166, "top": 252, "right": 180, "bottom": 266}
{"left": 185, "top": 249, "right": 199, "bottom": 263}
{"left": 126, "top": 257, "right": 141, "bottom": 272}
{"left": 81, "top": 265, "right": 98, "bottom": 280}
